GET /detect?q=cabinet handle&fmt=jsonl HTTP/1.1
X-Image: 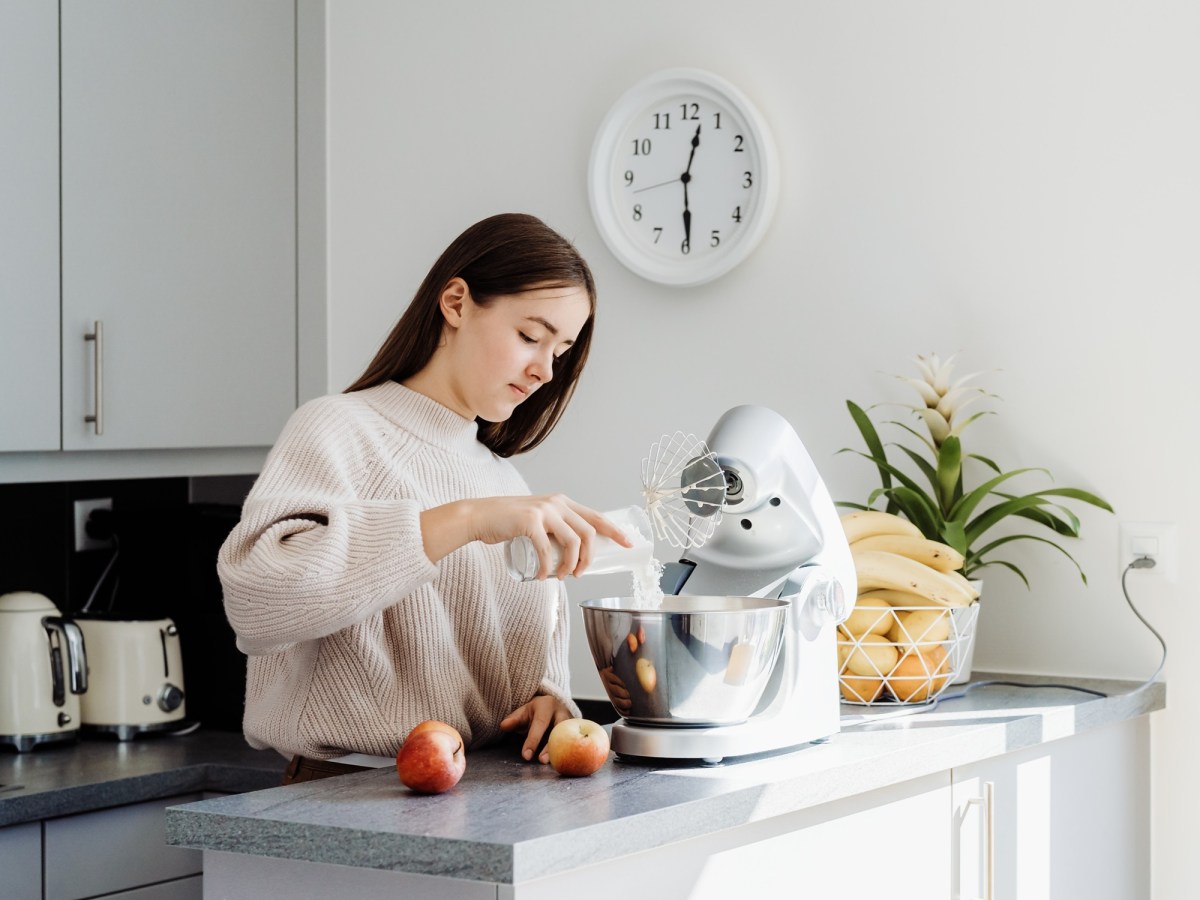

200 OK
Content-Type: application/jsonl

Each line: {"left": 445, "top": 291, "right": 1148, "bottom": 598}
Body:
{"left": 966, "top": 781, "right": 996, "bottom": 900}
{"left": 84, "top": 320, "right": 104, "bottom": 435}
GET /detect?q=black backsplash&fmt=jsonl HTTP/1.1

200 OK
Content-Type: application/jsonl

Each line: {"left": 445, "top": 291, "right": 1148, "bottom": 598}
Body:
{"left": 0, "top": 475, "right": 254, "bottom": 732}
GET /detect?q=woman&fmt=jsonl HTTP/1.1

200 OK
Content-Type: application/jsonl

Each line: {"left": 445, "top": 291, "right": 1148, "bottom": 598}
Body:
{"left": 218, "top": 213, "right": 629, "bottom": 782}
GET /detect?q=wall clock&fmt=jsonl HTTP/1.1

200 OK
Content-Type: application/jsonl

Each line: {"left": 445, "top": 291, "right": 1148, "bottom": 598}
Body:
{"left": 588, "top": 68, "right": 779, "bottom": 287}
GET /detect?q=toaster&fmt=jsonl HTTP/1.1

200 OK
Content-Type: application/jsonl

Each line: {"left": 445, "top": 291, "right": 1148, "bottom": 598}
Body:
{"left": 75, "top": 615, "right": 186, "bottom": 740}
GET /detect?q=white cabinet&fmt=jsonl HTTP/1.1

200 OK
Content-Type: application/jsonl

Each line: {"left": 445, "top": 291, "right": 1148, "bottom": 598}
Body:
{"left": 203, "top": 774, "right": 956, "bottom": 900}
{"left": 2, "top": 791, "right": 226, "bottom": 900}
{"left": 45, "top": 793, "right": 205, "bottom": 900}
{"left": 515, "top": 772, "right": 954, "bottom": 900}
{"left": 0, "top": 820, "right": 41, "bottom": 900}
{"left": 60, "top": 0, "right": 296, "bottom": 451}
{"left": 0, "top": 0, "right": 60, "bottom": 452}
{"left": 952, "top": 717, "right": 1150, "bottom": 900}
{"left": 2, "top": 0, "right": 298, "bottom": 458}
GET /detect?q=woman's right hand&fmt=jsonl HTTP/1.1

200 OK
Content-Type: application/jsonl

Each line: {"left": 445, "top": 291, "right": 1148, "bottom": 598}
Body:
{"left": 421, "top": 494, "right": 633, "bottom": 578}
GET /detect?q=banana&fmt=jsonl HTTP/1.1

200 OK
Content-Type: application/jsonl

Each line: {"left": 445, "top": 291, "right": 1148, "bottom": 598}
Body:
{"left": 941, "top": 568, "right": 981, "bottom": 601}
{"left": 859, "top": 588, "right": 936, "bottom": 608}
{"left": 850, "top": 534, "right": 965, "bottom": 572}
{"left": 851, "top": 549, "right": 974, "bottom": 608}
{"left": 840, "top": 510, "right": 922, "bottom": 544}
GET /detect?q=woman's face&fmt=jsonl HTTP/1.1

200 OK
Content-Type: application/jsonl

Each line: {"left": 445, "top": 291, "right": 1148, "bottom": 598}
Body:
{"left": 444, "top": 283, "right": 592, "bottom": 423}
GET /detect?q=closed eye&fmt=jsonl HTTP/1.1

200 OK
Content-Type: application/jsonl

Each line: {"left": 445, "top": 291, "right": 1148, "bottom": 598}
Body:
{"left": 519, "top": 332, "right": 537, "bottom": 344}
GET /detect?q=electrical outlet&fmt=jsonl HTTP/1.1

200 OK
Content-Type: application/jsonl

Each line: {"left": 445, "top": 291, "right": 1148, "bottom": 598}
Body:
{"left": 74, "top": 498, "right": 114, "bottom": 552}
{"left": 1118, "top": 521, "right": 1177, "bottom": 584}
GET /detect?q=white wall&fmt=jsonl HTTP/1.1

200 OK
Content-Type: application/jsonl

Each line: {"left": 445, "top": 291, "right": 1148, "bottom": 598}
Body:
{"left": 327, "top": 3, "right": 1198, "bottom": 895}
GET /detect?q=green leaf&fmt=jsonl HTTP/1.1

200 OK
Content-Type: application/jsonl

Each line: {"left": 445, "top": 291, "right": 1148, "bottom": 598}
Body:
{"left": 887, "top": 486, "right": 941, "bottom": 537}
{"left": 971, "top": 532, "right": 1088, "bottom": 582}
{"left": 947, "top": 468, "right": 1047, "bottom": 525}
{"left": 968, "top": 558, "right": 1031, "bottom": 589}
{"left": 969, "top": 452, "right": 1003, "bottom": 474}
{"left": 1029, "top": 486, "right": 1114, "bottom": 514}
{"left": 847, "top": 400, "right": 891, "bottom": 485}
{"left": 845, "top": 449, "right": 936, "bottom": 507}
{"left": 1003, "top": 497, "right": 1081, "bottom": 536}
{"left": 965, "top": 494, "right": 1060, "bottom": 545}
{"left": 940, "top": 520, "right": 968, "bottom": 556}
{"left": 893, "top": 444, "right": 940, "bottom": 503}
{"left": 936, "top": 435, "right": 963, "bottom": 512}
{"left": 889, "top": 420, "right": 938, "bottom": 457}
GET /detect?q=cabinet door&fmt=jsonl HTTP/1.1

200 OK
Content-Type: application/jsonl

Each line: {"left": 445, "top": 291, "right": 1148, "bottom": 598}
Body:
{"left": 952, "top": 718, "right": 1150, "bottom": 900}
{"left": 61, "top": 0, "right": 296, "bottom": 451}
{"left": 0, "top": 821, "right": 42, "bottom": 900}
{"left": 0, "top": 0, "right": 60, "bottom": 451}
{"left": 44, "top": 793, "right": 204, "bottom": 900}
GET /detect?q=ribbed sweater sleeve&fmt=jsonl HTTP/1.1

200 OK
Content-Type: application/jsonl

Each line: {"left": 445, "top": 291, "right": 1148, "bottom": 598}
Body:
{"left": 216, "top": 382, "right": 577, "bottom": 759}
{"left": 218, "top": 396, "right": 438, "bottom": 654}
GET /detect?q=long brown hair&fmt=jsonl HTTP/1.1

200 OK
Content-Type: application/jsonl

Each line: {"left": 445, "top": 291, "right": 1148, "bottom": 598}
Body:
{"left": 345, "top": 213, "right": 597, "bottom": 457}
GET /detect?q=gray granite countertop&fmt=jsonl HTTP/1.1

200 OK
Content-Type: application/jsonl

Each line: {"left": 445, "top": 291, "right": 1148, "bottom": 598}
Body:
{"left": 165, "top": 673, "right": 1165, "bottom": 885}
{"left": 0, "top": 729, "right": 281, "bottom": 827}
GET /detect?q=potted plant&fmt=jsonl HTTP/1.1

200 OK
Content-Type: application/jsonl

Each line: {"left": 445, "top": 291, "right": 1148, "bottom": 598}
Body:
{"left": 840, "top": 352, "right": 1113, "bottom": 584}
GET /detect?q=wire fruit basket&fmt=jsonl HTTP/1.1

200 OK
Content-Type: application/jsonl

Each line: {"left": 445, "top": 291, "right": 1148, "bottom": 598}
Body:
{"left": 837, "top": 603, "right": 979, "bottom": 705}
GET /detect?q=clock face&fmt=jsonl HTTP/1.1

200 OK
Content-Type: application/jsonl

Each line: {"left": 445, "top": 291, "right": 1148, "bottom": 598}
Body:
{"left": 589, "top": 70, "right": 778, "bottom": 286}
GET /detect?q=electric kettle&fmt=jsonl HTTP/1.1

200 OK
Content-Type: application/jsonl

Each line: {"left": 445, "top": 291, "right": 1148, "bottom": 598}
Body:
{"left": 0, "top": 592, "right": 88, "bottom": 752}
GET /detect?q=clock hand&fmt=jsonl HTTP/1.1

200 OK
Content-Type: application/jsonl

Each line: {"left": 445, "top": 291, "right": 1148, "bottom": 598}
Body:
{"left": 683, "top": 124, "right": 701, "bottom": 178}
{"left": 681, "top": 125, "right": 700, "bottom": 250}
{"left": 633, "top": 177, "right": 684, "bottom": 194}
{"left": 683, "top": 201, "right": 691, "bottom": 250}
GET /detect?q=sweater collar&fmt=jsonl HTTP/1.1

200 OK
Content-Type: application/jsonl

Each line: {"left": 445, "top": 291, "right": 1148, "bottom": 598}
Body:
{"left": 359, "top": 381, "right": 492, "bottom": 459}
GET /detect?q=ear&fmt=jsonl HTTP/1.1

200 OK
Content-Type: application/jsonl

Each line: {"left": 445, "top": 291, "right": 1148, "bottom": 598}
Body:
{"left": 438, "top": 277, "right": 470, "bottom": 329}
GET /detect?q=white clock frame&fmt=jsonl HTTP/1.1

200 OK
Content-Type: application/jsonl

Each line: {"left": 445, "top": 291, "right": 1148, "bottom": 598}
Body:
{"left": 588, "top": 68, "right": 779, "bottom": 287}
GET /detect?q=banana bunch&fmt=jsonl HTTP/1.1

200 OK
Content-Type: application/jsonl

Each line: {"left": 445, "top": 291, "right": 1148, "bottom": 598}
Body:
{"left": 837, "top": 510, "right": 978, "bottom": 704}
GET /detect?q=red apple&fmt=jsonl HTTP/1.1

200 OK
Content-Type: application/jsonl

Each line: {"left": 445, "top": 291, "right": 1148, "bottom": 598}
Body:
{"left": 546, "top": 718, "right": 610, "bottom": 777}
{"left": 396, "top": 729, "right": 466, "bottom": 794}
{"left": 406, "top": 719, "right": 463, "bottom": 744}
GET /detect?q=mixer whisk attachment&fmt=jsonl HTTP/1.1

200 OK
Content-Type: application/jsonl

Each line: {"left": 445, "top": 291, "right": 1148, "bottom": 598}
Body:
{"left": 641, "top": 431, "right": 727, "bottom": 549}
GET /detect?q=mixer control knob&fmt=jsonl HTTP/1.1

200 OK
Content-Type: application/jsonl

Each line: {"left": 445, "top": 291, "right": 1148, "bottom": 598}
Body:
{"left": 57, "top": 712, "right": 72, "bottom": 727}
{"left": 158, "top": 684, "right": 185, "bottom": 713}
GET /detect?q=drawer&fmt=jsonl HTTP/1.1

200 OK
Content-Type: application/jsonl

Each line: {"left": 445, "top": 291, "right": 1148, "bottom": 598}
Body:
{"left": 102, "top": 874, "right": 203, "bottom": 900}
{"left": 45, "top": 793, "right": 204, "bottom": 900}
{"left": 0, "top": 821, "right": 41, "bottom": 900}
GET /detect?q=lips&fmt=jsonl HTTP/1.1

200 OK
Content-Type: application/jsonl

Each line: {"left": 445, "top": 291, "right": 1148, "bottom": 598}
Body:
{"left": 510, "top": 383, "right": 534, "bottom": 398}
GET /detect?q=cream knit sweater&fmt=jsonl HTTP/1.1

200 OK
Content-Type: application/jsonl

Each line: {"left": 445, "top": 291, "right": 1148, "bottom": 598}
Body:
{"left": 218, "top": 381, "right": 577, "bottom": 760}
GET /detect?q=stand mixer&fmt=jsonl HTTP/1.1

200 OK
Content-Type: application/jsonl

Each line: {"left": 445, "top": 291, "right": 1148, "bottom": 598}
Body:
{"left": 584, "top": 405, "right": 856, "bottom": 764}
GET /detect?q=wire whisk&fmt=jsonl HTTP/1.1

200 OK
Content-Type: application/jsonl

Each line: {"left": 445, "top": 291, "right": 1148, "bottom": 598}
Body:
{"left": 641, "top": 431, "right": 727, "bottom": 549}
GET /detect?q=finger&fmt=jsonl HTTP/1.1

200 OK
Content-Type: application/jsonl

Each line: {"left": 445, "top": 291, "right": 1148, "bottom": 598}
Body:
{"left": 546, "top": 514, "right": 588, "bottom": 579}
{"left": 523, "top": 704, "right": 555, "bottom": 762}
{"left": 588, "top": 508, "right": 636, "bottom": 547}
{"left": 539, "top": 707, "right": 572, "bottom": 764}
{"left": 498, "top": 705, "right": 530, "bottom": 733}
{"left": 525, "top": 533, "right": 557, "bottom": 581}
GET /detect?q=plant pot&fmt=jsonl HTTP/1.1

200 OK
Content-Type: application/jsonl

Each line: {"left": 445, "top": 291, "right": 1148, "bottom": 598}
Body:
{"left": 950, "top": 580, "right": 983, "bottom": 684}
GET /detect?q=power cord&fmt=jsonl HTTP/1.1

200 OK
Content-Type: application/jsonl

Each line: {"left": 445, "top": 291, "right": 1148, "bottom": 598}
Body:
{"left": 840, "top": 556, "right": 1167, "bottom": 728}
{"left": 80, "top": 508, "right": 121, "bottom": 614}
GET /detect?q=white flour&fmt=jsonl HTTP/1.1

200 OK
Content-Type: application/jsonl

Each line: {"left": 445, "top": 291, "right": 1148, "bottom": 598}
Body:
{"left": 630, "top": 557, "right": 665, "bottom": 610}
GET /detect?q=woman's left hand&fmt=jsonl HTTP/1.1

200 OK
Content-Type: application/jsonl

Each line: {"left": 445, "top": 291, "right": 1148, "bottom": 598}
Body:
{"left": 499, "top": 695, "right": 573, "bottom": 763}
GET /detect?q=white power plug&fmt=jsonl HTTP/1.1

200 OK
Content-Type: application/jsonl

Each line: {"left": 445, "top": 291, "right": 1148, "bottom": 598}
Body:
{"left": 1118, "top": 522, "right": 1177, "bottom": 584}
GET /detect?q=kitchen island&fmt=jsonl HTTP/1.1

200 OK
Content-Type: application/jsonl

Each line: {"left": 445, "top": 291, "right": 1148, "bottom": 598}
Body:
{"left": 166, "top": 673, "right": 1163, "bottom": 900}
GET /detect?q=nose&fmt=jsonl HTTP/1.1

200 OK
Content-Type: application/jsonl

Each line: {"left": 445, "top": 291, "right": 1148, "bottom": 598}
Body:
{"left": 528, "top": 346, "right": 555, "bottom": 384}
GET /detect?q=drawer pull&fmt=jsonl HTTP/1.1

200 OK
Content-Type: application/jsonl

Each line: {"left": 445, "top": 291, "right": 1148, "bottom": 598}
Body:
{"left": 84, "top": 320, "right": 104, "bottom": 435}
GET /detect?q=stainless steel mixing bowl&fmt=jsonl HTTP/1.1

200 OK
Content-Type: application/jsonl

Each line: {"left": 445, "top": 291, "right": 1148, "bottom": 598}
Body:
{"left": 580, "top": 596, "right": 788, "bottom": 726}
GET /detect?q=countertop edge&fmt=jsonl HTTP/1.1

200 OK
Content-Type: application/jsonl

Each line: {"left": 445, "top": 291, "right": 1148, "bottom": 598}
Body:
{"left": 165, "top": 676, "right": 1166, "bottom": 884}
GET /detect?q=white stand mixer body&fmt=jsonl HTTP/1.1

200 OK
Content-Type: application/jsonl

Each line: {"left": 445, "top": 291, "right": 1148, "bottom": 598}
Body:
{"left": 611, "top": 405, "right": 856, "bottom": 763}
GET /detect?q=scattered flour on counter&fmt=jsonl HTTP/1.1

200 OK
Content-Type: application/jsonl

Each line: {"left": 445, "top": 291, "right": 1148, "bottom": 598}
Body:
{"left": 630, "top": 557, "right": 665, "bottom": 610}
